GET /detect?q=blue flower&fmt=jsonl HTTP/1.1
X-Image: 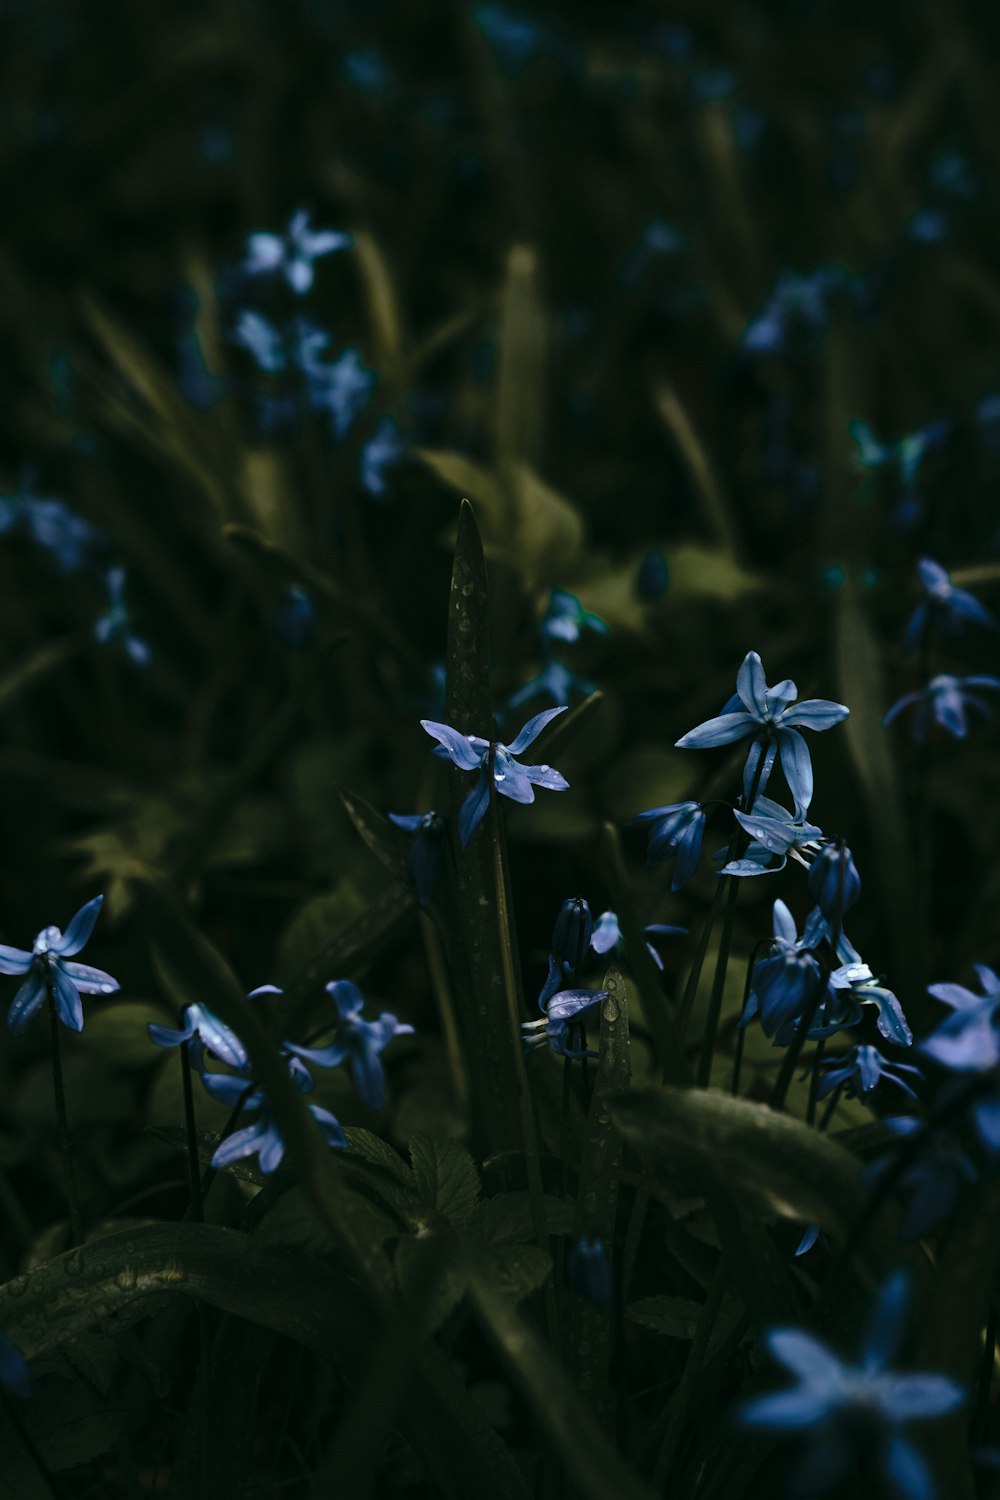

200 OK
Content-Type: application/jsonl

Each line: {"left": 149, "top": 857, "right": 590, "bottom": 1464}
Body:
{"left": 806, "top": 842, "right": 861, "bottom": 923}
{"left": 421, "top": 707, "right": 570, "bottom": 847}
{"left": 883, "top": 673, "right": 1000, "bottom": 741}
{"left": 285, "top": 979, "right": 414, "bottom": 1112}
{"left": 273, "top": 585, "right": 317, "bottom": 647}
{"left": 920, "top": 966, "right": 1000, "bottom": 1074}
{"left": 721, "top": 796, "right": 823, "bottom": 877}
{"left": 359, "top": 417, "right": 407, "bottom": 497}
{"left": 474, "top": 3, "right": 547, "bottom": 74}
{"left": 0, "top": 479, "right": 105, "bottom": 572}
{"left": 743, "top": 900, "right": 824, "bottom": 1037}
{"left": 567, "top": 1236, "right": 612, "bottom": 1310}
{"left": 629, "top": 801, "right": 706, "bottom": 889}
{"left": 676, "top": 652, "right": 850, "bottom": 816}
{"left": 147, "top": 985, "right": 282, "bottom": 1071}
{"left": 0, "top": 1329, "right": 31, "bottom": 1400}
{"left": 200, "top": 1061, "right": 346, "bottom": 1175}
{"left": 850, "top": 419, "right": 949, "bottom": 486}
{"left": 233, "top": 309, "right": 286, "bottom": 372}
{"left": 522, "top": 985, "right": 608, "bottom": 1059}
{"left": 387, "top": 811, "right": 447, "bottom": 908}
{"left": 539, "top": 590, "right": 609, "bottom": 645}
{"left": 307, "top": 348, "right": 376, "bottom": 438}
{"left": 817, "top": 1044, "right": 922, "bottom": 1102}
{"left": 901, "top": 559, "right": 995, "bottom": 654}
{"left": 827, "top": 942, "right": 912, "bottom": 1047}
{"left": 742, "top": 269, "right": 841, "bottom": 356}
{"left": 0, "top": 895, "right": 119, "bottom": 1035}
{"left": 94, "top": 567, "right": 151, "bottom": 666}
{"left": 242, "top": 210, "right": 351, "bottom": 294}
{"left": 551, "top": 897, "right": 593, "bottom": 969}
{"left": 506, "top": 657, "right": 598, "bottom": 711}
{"left": 868, "top": 1117, "right": 978, "bottom": 1240}
{"left": 739, "top": 1272, "right": 964, "bottom": 1500}
{"left": 590, "top": 910, "right": 686, "bottom": 972}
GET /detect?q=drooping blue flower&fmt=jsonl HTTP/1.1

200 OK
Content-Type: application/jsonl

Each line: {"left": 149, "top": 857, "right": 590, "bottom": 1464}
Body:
{"left": 883, "top": 673, "right": 1000, "bottom": 741}
{"left": 676, "top": 651, "right": 850, "bottom": 816}
{"left": 826, "top": 942, "right": 913, "bottom": 1047}
{"left": 359, "top": 417, "right": 407, "bottom": 497}
{"left": 200, "top": 1060, "right": 346, "bottom": 1175}
{"left": 738, "top": 1272, "right": 964, "bottom": 1500}
{"left": 387, "top": 811, "right": 447, "bottom": 908}
{"left": 94, "top": 567, "right": 151, "bottom": 666}
{"left": 590, "top": 910, "right": 686, "bottom": 972}
{"left": 147, "top": 985, "right": 282, "bottom": 1071}
{"left": 421, "top": 707, "right": 570, "bottom": 847}
{"left": 285, "top": 979, "right": 414, "bottom": 1112}
{"left": 538, "top": 590, "right": 609, "bottom": 645}
{"left": 567, "top": 1236, "right": 613, "bottom": 1310}
{"left": 901, "top": 559, "right": 995, "bottom": 654}
{"left": 242, "top": 210, "right": 352, "bottom": 295}
{"left": 0, "top": 895, "right": 119, "bottom": 1035}
{"left": 522, "top": 984, "right": 608, "bottom": 1060}
{"left": 742, "top": 900, "right": 824, "bottom": 1037}
{"left": 817, "top": 1044, "right": 922, "bottom": 1103}
{"left": 0, "top": 1329, "right": 31, "bottom": 1400}
{"left": 806, "top": 842, "right": 861, "bottom": 924}
{"left": 920, "top": 966, "right": 1000, "bottom": 1074}
{"left": 721, "top": 796, "right": 823, "bottom": 877}
{"left": 551, "top": 897, "right": 593, "bottom": 970}
{"left": 629, "top": 801, "right": 706, "bottom": 889}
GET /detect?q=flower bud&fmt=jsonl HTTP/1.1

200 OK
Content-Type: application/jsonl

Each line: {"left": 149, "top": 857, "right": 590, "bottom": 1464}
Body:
{"left": 807, "top": 843, "right": 861, "bottom": 922}
{"left": 551, "top": 897, "right": 593, "bottom": 972}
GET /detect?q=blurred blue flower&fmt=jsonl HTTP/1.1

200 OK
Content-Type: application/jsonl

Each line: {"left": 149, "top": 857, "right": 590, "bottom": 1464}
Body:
{"left": 307, "top": 348, "right": 376, "bottom": 437}
{"left": 94, "top": 567, "right": 151, "bottom": 666}
{"left": 360, "top": 417, "right": 407, "bottom": 497}
{"left": 341, "top": 47, "right": 391, "bottom": 93}
{"left": 388, "top": 811, "right": 447, "bottom": 908}
{"left": 539, "top": 590, "right": 609, "bottom": 645}
{"left": 286, "top": 979, "right": 414, "bottom": 1112}
{"left": 506, "top": 656, "right": 597, "bottom": 711}
{"left": 817, "top": 1044, "right": 922, "bottom": 1102}
{"left": 567, "top": 1236, "right": 612, "bottom": 1310}
{"left": 421, "top": 707, "right": 570, "bottom": 847}
{"left": 0, "top": 895, "right": 118, "bottom": 1035}
{"left": 0, "top": 479, "right": 104, "bottom": 572}
{"left": 743, "top": 269, "right": 841, "bottom": 356}
{"left": 868, "top": 1116, "right": 978, "bottom": 1240}
{"left": 676, "top": 651, "right": 849, "bottom": 815}
{"left": 901, "top": 559, "right": 995, "bottom": 654}
{"left": 921, "top": 965, "right": 1000, "bottom": 1074}
{"left": 883, "top": 673, "right": 1000, "bottom": 742}
{"left": 907, "top": 210, "right": 949, "bottom": 244}
{"left": 637, "top": 549, "right": 669, "bottom": 601}
{"left": 475, "top": 3, "right": 546, "bottom": 75}
{"left": 0, "top": 1329, "right": 31, "bottom": 1399}
{"left": 233, "top": 310, "right": 286, "bottom": 372}
{"left": 273, "top": 585, "right": 317, "bottom": 647}
{"left": 738, "top": 1271, "right": 964, "bottom": 1500}
{"left": 850, "top": 419, "right": 949, "bottom": 488}
{"left": 242, "top": 209, "right": 351, "bottom": 295}
{"left": 629, "top": 801, "right": 706, "bottom": 889}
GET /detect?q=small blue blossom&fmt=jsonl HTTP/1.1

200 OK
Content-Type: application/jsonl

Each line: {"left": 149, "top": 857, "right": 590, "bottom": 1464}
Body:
{"left": 629, "top": 802, "right": 706, "bottom": 890}
{"left": 0, "top": 1329, "right": 31, "bottom": 1399}
{"left": 0, "top": 479, "right": 104, "bottom": 572}
{"left": 233, "top": 309, "right": 286, "bottom": 372}
{"left": 506, "top": 657, "right": 597, "bottom": 711}
{"left": 590, "top": 910, "right": 685, "bottom": 971}
{"left": 742, "top": 900, "right": 824, "bottom": 1037}
{"left": 721, "top": 796, "right": 823, "bottom": 877}
{"left": 883, "top": 673, "right": 1000, "bottom": 742}
{"left": 242, "top": 210, "right": 352, "bottom": 295}
{"left": 738, "top": 1272, "right": 964, "bottom": 1500}
{"left": 147, "top": 986, "right": 282, "bottom": 1071}
{"left": 850, "top": 419, "right": 949, "bottom": 488}
{"left": 307, "top": 348, "right": 376, "bottom": 438}
{"left": 742, "top": 269, "right": 841, "bottom": 356}
{"left": 539, "top": 590, "right": 609, "bottom": 645}
{"left": 421, "top": 708, "right": 570, "bottom": 847}
{"left": 921, "top": 966, "right": 1000, "bottom": 1074}
{"left": 200, "top": 1059, "right": 346, "bottom": 1175}
{"left": 94, "top": 567, "right": 151, "bottom": 666}
{"left": 901, "top": 559, "right": 995, "bottom": 653}
{"left": 522, "top": 984, "right": 608, "bottom": 1060}
{"left": 0, "top": 895, "right": 119, "bottom": 1035}
{"left": 567, "top": 1236, "right": 612, "bottom": 1310}
{"left": 676, "top": 651, "right": 849, "bottom": 816}
{"left": 387, "top": 811, "right": 447, "bottom": 908}
{"left": 817, "top": 1044, "right": 922, "bottom": 1103}
{"left": 827, "top": 940, "right": 912, "bottom": 1047}
{"left": 360, "top": 417, "right": 407, "bottom": 497}
{"left": 285, "top": 979, "right": 414, "bottom": 1112}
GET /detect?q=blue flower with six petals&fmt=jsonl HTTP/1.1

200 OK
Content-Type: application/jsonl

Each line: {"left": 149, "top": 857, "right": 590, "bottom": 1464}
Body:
{"left": 0, "top": 895, "right": 119, "bottom": 1035}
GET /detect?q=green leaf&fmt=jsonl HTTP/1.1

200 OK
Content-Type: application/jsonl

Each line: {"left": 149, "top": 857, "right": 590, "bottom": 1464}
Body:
{"left": 481, "top": 1242, "right": 552, "bottom": 1302}
{"left": 0, "top": 1377, "right": 122, "bottom": 1487}
{"left": 336, "top": 785, "right": 413, "bottom": 888}
{"left": 610, "top": 1086, "right": 865, "bottom": 1238}
{"left": 409, "top": 1134, "right": 480, "bottom": 1224}
{"left": 625, "top": 1296, "right": 704, "bottom": 1340}
{"left": 469, "top": 1191, "right": 575, "bottom": 1245}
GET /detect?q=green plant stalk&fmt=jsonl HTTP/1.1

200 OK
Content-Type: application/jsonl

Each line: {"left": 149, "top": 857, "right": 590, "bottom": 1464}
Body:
{"left": 46, "top": 981, "right": 83, "bottom": 1249}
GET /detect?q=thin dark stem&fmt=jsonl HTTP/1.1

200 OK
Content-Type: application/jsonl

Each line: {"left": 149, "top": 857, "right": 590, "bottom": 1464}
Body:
{"left": 818, "top": 1082, "right": 843, "bottom": 1132}
{"left": 180, "top": 1040, "right": 204, "bottom": 1224}
{"left": 46, "top": 981, "right": 83, "bottom": 1249}
{"left": 806, "top": 1039, "right": 826, "bottom": 1126}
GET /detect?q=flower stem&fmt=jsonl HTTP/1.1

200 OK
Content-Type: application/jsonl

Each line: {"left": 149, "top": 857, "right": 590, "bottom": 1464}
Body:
{"left": 180, "top": 1039, "right": 204, "bottom": 1224}
{"left": 818, "top": 1081, "right": 843, "bottom": 1132}
{"left": 46, "top": 982, "right": 83, "bottom": 1249}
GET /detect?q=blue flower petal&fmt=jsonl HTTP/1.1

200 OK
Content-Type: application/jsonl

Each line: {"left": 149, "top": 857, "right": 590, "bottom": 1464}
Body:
{"left": 52, "top": 895, "right": 104, "bottom": 956}
{"left": 6, "top": 967, "right": 47, "bottom": 1034}
{"left": 505, "top": 705, "right": 567, "bottom": 755}
{"left": 420, "top": 720, "right": 484, "bottom": 771}
{"left": 51, "top": 964, "right": 84, "bottom": 1032}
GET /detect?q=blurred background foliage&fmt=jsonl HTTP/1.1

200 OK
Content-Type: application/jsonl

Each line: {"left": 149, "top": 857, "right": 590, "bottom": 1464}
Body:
{"left": 1, "top": 0, "right": 999, "bottom": 1492}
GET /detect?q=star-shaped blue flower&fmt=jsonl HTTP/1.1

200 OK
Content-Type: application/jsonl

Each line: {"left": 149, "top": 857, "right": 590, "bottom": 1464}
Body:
{"left": 242, "top": 210, "right": 352, "bottom": 294}
{"left": 921, "top": 965, "right": 1000, "bottom": 1074}
{"left": 883, "top": 673, "right": 1000, "bottom": 741}
{"left": 720, "top": 796, "right": 823, "bottom": 877}
{"left": 739, "top": 1272, "right": 964, "bottom": 1500}
{"left": 676, "top": 651, "right": 849, "bottom": 815}
{"left": 421, "top": 707, "right": 570, "bottom": 847}
{"left": 817, "top": 1044, "right": 922, "bottom": 1103}
{"left": 0, "top": 895, "right": 119, "bottom": 1034}
{"left": 285, "top": 979, "right": 414, "bottom": 1112}
{"left": 901, "top": 559, "right": 995, "bottom": 654}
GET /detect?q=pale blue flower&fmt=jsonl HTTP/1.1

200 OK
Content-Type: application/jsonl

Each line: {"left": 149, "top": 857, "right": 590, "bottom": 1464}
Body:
{"left": 721, "top": 796, "right": 823, "bottom": 877}
{"left": 421, "top": 707, "right": 570, "bottom": 847}
{"left": 285, "top": 979, "right": 414, "bottom": 1111}
{"left": 817, "top": 1044, "right": 922, "bottom": 1102}
{"left": 901, "top": 559, "right": 995, "bottom": 653}
{"left": 242, "top": 210, "right": 351, "bottom": 294}
{"left": 360, "top": 417, "right": 407, "bottom": 497}
{"left": 94, "top": 567, "right": 151, "bottom": 666}
{"left": 0, "top": 896, "right": 118, "bottom": 1035}
{"left": 883, "top": 673, "right": 1000, "bottom": 741}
